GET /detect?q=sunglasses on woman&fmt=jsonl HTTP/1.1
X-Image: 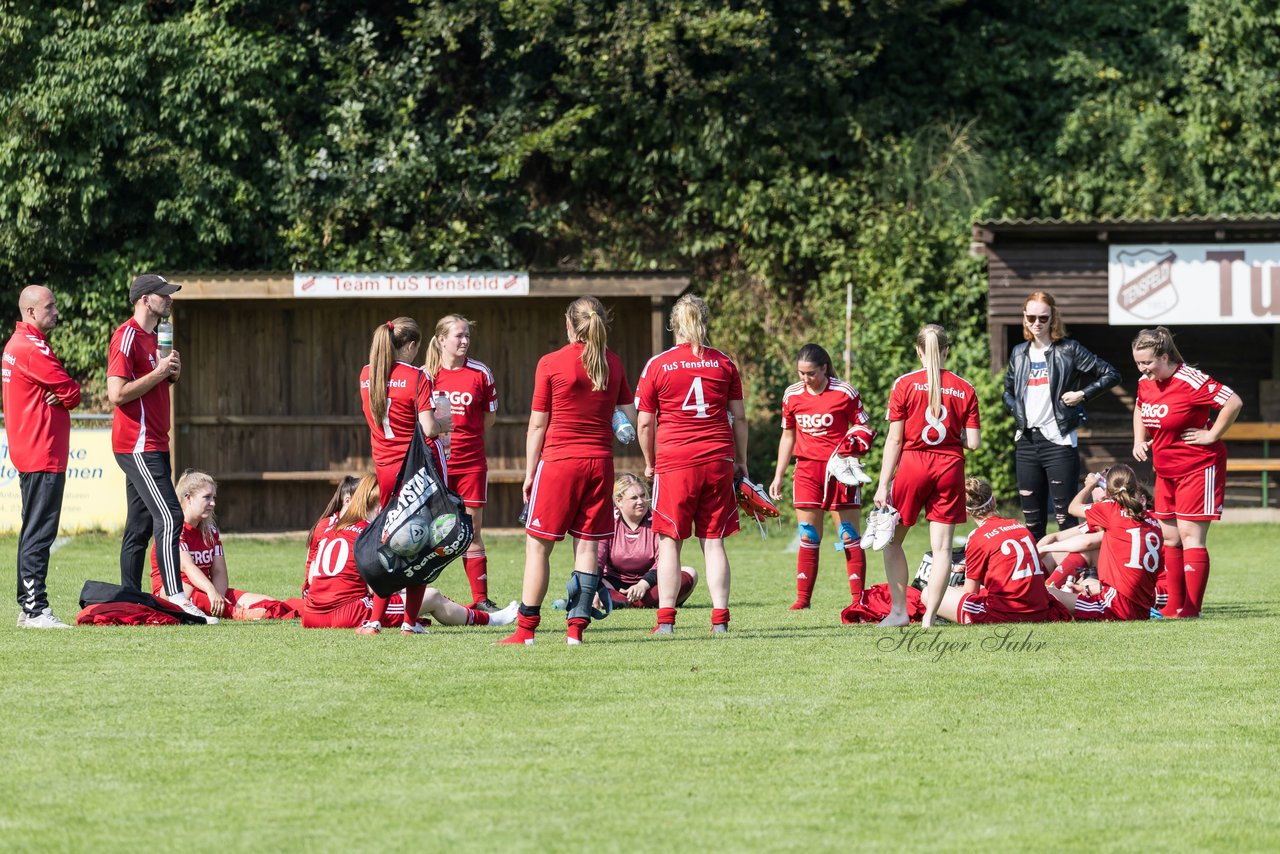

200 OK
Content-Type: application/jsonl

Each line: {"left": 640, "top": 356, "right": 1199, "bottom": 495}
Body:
{"left": 1024, "top": 314, "right": 1051, "bottom": 324}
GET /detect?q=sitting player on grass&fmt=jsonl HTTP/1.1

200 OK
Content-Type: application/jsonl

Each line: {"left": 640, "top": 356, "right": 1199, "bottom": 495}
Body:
{"left": 149, "top": 470, "right": 299, "bottom": 621}
{"left": 301, "top": 475, "right": 517, "bottom": 632}
{"left": 1036, "top": 475, "right": 1106, "bottom": 590}
{"left": 1044, "top": 464, "right": 1161, "bottom": 621}
{"left": 594, "top": 473, "right": 698, "bottom": 609}
{"left": 933, "top": 477, "right": 1071, "bottom": 625}
{"left": 303, "top": 476, "right": 360, "bottom": 602}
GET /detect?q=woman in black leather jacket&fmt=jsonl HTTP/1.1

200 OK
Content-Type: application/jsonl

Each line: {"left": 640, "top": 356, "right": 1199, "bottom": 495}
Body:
{"left": 1003, "top": 291, "right": 1120, "bottom": 541}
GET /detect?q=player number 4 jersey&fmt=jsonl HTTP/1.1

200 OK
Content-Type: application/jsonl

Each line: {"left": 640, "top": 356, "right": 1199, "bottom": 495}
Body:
{"left": 636, "top": 343, "right": 743, "bottom": 473}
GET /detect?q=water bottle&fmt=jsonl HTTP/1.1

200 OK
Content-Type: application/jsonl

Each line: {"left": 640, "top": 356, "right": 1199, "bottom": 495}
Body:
{"left": 611, "top": 409, "right": 636, "bottom": 444}
{"left": 157, "top": 320, "right": 173, "bottom": 359}
{"left": 433, "top": 392, "right": 452, "bottom": 459}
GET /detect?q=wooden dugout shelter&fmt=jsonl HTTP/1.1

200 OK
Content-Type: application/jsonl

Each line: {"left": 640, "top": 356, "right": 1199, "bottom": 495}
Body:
{"left": 972, "top": 215, "right": 1280, "bottom": 507}
{"left": 162, "top": 271, "right": 689, "bottom": 531}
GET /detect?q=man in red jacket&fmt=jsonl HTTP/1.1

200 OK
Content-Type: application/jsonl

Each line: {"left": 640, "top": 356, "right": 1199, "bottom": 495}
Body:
{"left": 3, "top": 285, "right": 81, "bottom": 628}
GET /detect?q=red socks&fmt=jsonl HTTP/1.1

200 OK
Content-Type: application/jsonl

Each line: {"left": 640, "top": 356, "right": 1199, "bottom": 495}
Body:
{"left": 498, "top": 606, "right": 540, "bottom": 644}
{"left": 792, "top": 544, "right": 819, "bottom": 608}
{"left": 370, "top": 595, "right": 390, "bottom": 625}
{"left": 1048, "top": 552, "right": 1089, "bottom": 588}
{"left": 1182, "top": 547, "right": 1210, "bottom": 617}
{"left": 1161, "top": 545, "right": 1185, "bottom": 617}
{"left": 652, "top": 607, "right": 677, "bottom": 633}
{"left": 711, "top": 608, "right": 730, "bottom": 631}
{"left": 845, "top": 541, "right": 866, "bottom": 598}
{"left": 463, "top": 552, "right": 489, "bottom": 604}
{"left": 466, "top": 607, "right": 490, "bottom": 626}
{"left": 566, "top": 617, "right": 589, "bottom": 643}
{"left": 403, "top": 585, "right": 426, "bottom": 626}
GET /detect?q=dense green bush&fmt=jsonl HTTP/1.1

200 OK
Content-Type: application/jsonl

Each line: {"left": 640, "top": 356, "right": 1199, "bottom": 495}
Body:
{"left": 4, "top": 0, "right": 1280, "bottom": 488}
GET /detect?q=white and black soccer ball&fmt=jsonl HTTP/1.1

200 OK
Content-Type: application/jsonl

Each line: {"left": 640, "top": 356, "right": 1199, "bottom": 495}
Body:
{"left": 385, "top": 513, "right": 431, "bottom": 557}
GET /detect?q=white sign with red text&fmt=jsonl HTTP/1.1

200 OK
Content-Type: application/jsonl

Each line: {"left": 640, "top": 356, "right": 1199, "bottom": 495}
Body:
{"left": 1108, "top": 244, "right": 1280, "bottom": 325}
{"left": 294, "top": 271, "right": 529, "bottom": 298}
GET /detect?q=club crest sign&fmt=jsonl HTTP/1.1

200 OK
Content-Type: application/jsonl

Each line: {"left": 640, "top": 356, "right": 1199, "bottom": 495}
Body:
{"left": 1108, "top": 244, "right": 1280, "bottom": 325}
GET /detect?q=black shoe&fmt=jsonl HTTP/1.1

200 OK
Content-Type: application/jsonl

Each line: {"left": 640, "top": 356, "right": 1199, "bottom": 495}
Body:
{"left": 473, "top": 599, "right": 502, "bottom": 613}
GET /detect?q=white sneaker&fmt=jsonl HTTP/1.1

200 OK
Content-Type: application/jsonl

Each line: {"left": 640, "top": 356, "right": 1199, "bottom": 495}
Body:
{"left": 401, "top": 621, "right": 429, "bottom": 635}
{"left": 489, "top": 601, "right": 520, "bottom": 626}
{"left": 174, "top": 598, "right": 218, "bottom": 624}
{"left": 871, "top": 506, "right": 900, "bottom": 551}
{"left": 827, "top": 450, "right": 872, "bottom": 486}
{"left": 21, "top": 608, "right": 72, "bottom": 629}
{"left": 16, "top": 612, "right": 27, "bottom": 628}
{"left": 860, "top": 510, "right": 880, "bottom": 551}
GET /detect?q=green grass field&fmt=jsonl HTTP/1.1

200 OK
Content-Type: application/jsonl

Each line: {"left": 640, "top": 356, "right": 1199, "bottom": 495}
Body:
{"left": 2, "top": 523, "right": 1279, "bottom": 852}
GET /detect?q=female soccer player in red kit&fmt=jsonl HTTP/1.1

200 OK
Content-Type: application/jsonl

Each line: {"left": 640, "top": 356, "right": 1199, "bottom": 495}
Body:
{"left": 935, "top": 477, "right": 1070, "bottom": 624}
{"left": 874, "top": 324, "right": 981, "bottom": 628}
{"left": 1045, "top": 464, "right": 1161, "bottom": 621}
{"left": 358, "top": 317, "right": 453, "bottom": 635}
{"left": 423, "top": 314, "right": 501, "bottom": 612}
{"left": 1131, "top": 326, "right": 1242, "bottom": 618}
{"left": 303, "top": 476, "right": 514, "bottom": 629}
{"left": 499, "top": 296, "right": 635, "bottom": 646}
{"left": 636, "top": 294, "right": 748, "bottom": 635}
{"left": 769, "top": 343, "right": 874, "bottom": 610}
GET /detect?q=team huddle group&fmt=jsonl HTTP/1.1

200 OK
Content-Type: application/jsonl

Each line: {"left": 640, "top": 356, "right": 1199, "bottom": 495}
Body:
{"left": 4, "top": 277, "right": 1243, "bottom": 638}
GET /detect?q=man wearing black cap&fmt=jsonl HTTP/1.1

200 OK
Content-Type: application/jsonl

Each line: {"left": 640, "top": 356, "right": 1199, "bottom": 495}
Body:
{"left": 106, "top": 274, "right": 214, "bottom": 623}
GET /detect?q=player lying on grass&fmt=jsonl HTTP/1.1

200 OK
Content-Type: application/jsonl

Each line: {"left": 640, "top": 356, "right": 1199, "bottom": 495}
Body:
{"left": 149, "top": 470, "right": 299, "bottom": 621}
{"left": 1044, "top": 465, "right": 1162, "bottom": 621}
{"left": 301, "top": 475, "right": 517, "bottom": 633}
{"left": 933, "top": 477, "right": 1071, "bottom": 625}
{"left": 592, "top": 473, "right": 698, "bottom": 609}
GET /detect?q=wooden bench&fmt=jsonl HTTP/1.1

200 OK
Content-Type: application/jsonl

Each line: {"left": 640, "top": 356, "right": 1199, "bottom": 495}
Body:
{"left": 1224, "top": 422, "right": 1280, "bottom": 507}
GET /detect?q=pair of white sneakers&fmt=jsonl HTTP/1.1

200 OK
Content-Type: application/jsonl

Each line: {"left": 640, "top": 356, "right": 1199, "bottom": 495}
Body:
{"left": 860, "top": 505, "right": 901, "bottom": 551}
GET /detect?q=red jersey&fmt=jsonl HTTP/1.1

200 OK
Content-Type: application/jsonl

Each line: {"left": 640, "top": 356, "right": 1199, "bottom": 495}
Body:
{"left": 431, "top": 358, "right": 497, "bottom": 472}
{"left": 2, "top": 322, "right": 81, "bottom": 472}
{"left": 149, "top": 523, "right": 222, "bottom": 594}
{"left": 780, "top": 378, "right": 870, "bottom": 461}
{"left": 360, "top": 362, "right": 436, "bottom": 470}
{"left": 304, "top": 520, "right": 370, "bottom": 610}
{"left": 886, "top": 368, "right": 980, "bottom": 457}
{"left": 636, "top": 343, "right": 743, "bottom": 472}
{"left": 963, "top": 516, "right": 1058, "bottom": 614}
{"left": 1084, "top": 500, "right": 1161, "bottom": 612}
{"left": 303, "top": 513, "right": 339, "bottom": 597}
{"left": 531, "top": 343, "right": 632, "bottom": 461}
{"left": 1137, "top": 364, "right": 1234, "bottom": 477}
{"left": 108, "top": 318, "right": 170, "bottom": 454}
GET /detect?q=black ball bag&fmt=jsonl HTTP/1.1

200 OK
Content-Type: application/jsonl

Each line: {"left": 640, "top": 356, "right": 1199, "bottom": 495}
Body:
{"left": 355, "top": 422, "right": 473, "bottom": 598}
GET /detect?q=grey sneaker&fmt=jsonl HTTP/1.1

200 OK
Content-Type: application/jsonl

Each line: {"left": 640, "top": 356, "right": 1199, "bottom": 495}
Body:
{"left": 22, "top": 608, "right": 72, "bottom": 629}
{"left": 16, "top": 611, "right": 27, "bottom": 628}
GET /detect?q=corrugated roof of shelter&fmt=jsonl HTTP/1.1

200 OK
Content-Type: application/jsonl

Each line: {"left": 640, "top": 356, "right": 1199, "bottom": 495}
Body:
{"left": 972, "top": 215, "right": 1280, "bottom": 246}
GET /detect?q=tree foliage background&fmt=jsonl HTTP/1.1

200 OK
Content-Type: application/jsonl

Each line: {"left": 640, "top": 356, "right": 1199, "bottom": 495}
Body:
{"left": 4, "top": 0, "right": 1280, "bottom": 491}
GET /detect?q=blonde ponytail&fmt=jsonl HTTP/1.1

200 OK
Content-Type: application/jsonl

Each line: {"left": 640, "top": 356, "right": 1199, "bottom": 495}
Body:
{"left": 917, "top": 323, "right": 950, "bottom": 420}
{"left": 668, "top": 294, "right": 710, "bottom": 357}
{"left": 567, "top": 296, "right": 610, "bottom": 392}
{"left": 369, "top": 317, "right": 421, "bottom": 424}
{"left": 422, "top": 314, "right": 471, "bottom": 379}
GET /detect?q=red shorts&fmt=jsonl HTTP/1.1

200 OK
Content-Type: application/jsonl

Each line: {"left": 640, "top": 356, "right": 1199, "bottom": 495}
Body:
{"left": 890, "top": 450, "right": 965, "bottom": 526}
{"left": 301, "top": 594, "right": 407, "bottom": 629}
{"left": 652, "top": 459, "right": 740, "bottom": 540}
{"left": 526, "top": 457, "right": 614, "bottom": 541}
{"left": 604, "top": 569, "right": 697, "bottom": 608}
{"left": 1072, "top": 586, "right": 1148, "bottom": 621}
{"left": 1152, "top": 463, "right": 1224, "bottom": 521}
{"left": 957, "top": 592, "right": 1072, "bottom": 624}
{"left": 448, "top": 468, "right": 488, "bottom": 507}
{"left": 793, "top": 458, "right": 860, "bottom": 510}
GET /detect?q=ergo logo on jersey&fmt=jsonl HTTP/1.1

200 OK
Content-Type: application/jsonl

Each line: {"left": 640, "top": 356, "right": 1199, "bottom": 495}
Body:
{"left": 1140, "top": 403, "right": 1169, "bottom": 420}
{"left": 444, "top": 391, "right": 474, "bottom": 406}
{"left": 796, "top": 413, "right": 835, "bottom": 431}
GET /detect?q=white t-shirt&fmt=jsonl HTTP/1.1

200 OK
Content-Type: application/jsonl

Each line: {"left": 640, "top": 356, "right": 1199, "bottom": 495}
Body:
{"left": 1022, "top": 345, "right": 1074, "bottom": 446}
